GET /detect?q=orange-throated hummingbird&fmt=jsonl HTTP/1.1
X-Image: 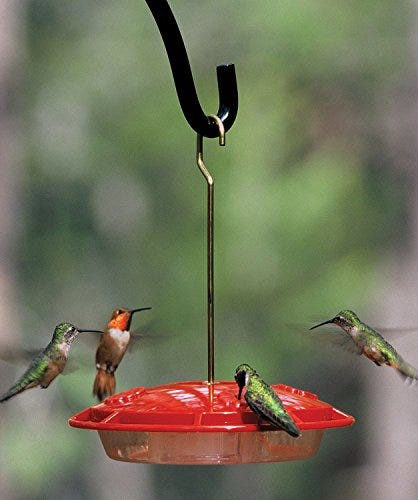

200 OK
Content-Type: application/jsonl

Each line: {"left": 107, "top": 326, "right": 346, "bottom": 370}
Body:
{"left": 93, "top": 307, "right": 151, "bottom": 401}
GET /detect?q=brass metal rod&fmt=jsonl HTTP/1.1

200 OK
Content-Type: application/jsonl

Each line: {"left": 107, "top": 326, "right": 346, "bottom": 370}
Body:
{"left": 196, "top": 116, "right": 225, "bottom": 405}
{"left": 196, "top": 134, "right": 215, "bottom": 390}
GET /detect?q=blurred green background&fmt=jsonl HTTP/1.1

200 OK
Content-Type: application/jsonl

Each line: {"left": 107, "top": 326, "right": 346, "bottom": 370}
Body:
{"left": 0, "top": 1, "right": 417, "bottom": 499}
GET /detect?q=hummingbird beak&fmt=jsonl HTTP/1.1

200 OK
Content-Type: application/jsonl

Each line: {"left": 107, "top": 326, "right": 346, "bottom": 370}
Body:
{"left": 130, "top": 307, "right": 152, "bottom": 315}
{"left": 310, "top": 319, "right": 334, "bottom": 330}
{"left": 78, "top": 329, "right": 104, "bottom": 334}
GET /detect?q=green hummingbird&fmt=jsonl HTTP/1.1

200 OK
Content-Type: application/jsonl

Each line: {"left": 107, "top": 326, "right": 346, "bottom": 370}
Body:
{"left": 310, "top": 310, "right": 418, "bottom": 382}
{"left": 0, "top": 322, "right": 103, "bottom": 402}
{"left": 234, "top": 363, "right": 301, "bottom": 437}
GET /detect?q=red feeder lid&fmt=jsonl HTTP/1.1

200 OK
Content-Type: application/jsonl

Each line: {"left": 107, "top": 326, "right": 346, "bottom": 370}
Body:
{"left": 69, "top": 380, "right": 354, "bottom": 432}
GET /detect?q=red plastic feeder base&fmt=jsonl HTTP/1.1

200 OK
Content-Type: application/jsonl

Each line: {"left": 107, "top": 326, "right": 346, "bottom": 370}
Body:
{"left": 69, "top": 381, "right": 354, "bottom": 464}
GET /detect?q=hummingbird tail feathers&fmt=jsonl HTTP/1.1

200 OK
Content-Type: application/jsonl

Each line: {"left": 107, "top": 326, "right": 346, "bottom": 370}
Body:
{"left": 280, "top": 418, "right": 301, "bottom": 438}
{"left": 93, "top": 369, "right": 115, "bottom": 401}
{"left": 0, "top": 387, "right": 22, "bottom": 402}
{"left": 395, "top": 360, "right": 418, "bottom": 384}
{"left": 267, "top": 412, "right": 301, "bottom": 438}
{"left": 0, "top": 380, "right": 37, "bottom": 402}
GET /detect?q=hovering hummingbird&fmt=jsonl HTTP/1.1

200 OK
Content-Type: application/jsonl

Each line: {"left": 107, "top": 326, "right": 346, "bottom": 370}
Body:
{"left": 93, "top": 307, "right": 151, "bottom": 401}
{"left": 234, "top": 363, "right": 301, "bottom": 437}
{"left": 0, "top": 323, "right": 103, "bottom": 402}
{"left": 310, "top": 310, "right": 418, "bottom": 382}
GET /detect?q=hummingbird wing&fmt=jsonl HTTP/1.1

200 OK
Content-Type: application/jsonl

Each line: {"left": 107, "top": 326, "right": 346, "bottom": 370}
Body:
{"left": 77, "top": 331, "right": 103, "bottom": 350}
{"left": 306, "top": 325, "right": 363, "bottom": 355}
{"left": 286, "top": 322, "right": 363, "bottom": 355}
{"left": 60, "top": 359, "right": 80, "bottom": 375}
{"left": 77, "top": 329, "right": 144, "bottom": 354}
{"left": 0, "top": 347, "right": 46, "bottom": 365}
{"left": 377, "top": 327, "right": 418, "bottom": 335}
{"left": 127, "top": 323, "right": 172, "bottom": 353}
{"left": 245, "top": 376, "right": 300, "bottom": 437}
{"left": 76, "top": 323, "right": 170, "bottom": 353}
{"left": 246, "top": 395, "right": 301, "bottom": 437}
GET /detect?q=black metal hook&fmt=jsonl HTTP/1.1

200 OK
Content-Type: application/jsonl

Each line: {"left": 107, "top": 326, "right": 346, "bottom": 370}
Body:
{"left": 145, "top": 0, "right": 238, "bottom": 138}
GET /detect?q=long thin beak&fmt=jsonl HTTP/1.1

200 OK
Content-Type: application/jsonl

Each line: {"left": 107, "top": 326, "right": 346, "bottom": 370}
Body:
{"left": 237, "top": 386, "right": 243, "bottom": 400}
{"left": 310, "top": 319, "right": 333, "bottom": 330}
{"left": 130, "top": 307, "right": 152, "bottom": 315}
{"left": 78, "top": 329, "right": 104, "bottom": 334}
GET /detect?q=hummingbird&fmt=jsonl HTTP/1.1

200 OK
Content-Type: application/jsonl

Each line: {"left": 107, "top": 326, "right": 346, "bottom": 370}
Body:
{"left": 234, "top": 363, "right": 301, "bottom": 438}
{"left": 0, "top": 322, "right": 103, "bottom": 402}
{"left": 93, "top": 307, "right": 151, "bottom": 401}
{"left": 310, "top": 310, "right": 418, "bottom": 382}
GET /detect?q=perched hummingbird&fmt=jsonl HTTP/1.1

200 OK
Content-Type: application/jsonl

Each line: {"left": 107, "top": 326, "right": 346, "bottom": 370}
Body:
{"left": 0, "top": 323, "right": 103, "bottom": 402}
{"left": 234, "top": 363, "right": 301, "bottom": 437}
{"left": 310, "top": 310, "right": 418, "bottom": 382}
{"left": 93, "top": 307, "right": 151, "bottom": 401}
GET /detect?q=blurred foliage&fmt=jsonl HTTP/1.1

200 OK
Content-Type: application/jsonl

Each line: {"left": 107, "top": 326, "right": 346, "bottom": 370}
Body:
{"left": 0, "top": 0, "right": 414, "bottom": 499}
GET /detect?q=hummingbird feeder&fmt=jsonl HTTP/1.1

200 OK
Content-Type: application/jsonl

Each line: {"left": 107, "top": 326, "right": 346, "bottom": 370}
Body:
{"left": 69, "top": 0, "right": 354, "bottom": 464}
